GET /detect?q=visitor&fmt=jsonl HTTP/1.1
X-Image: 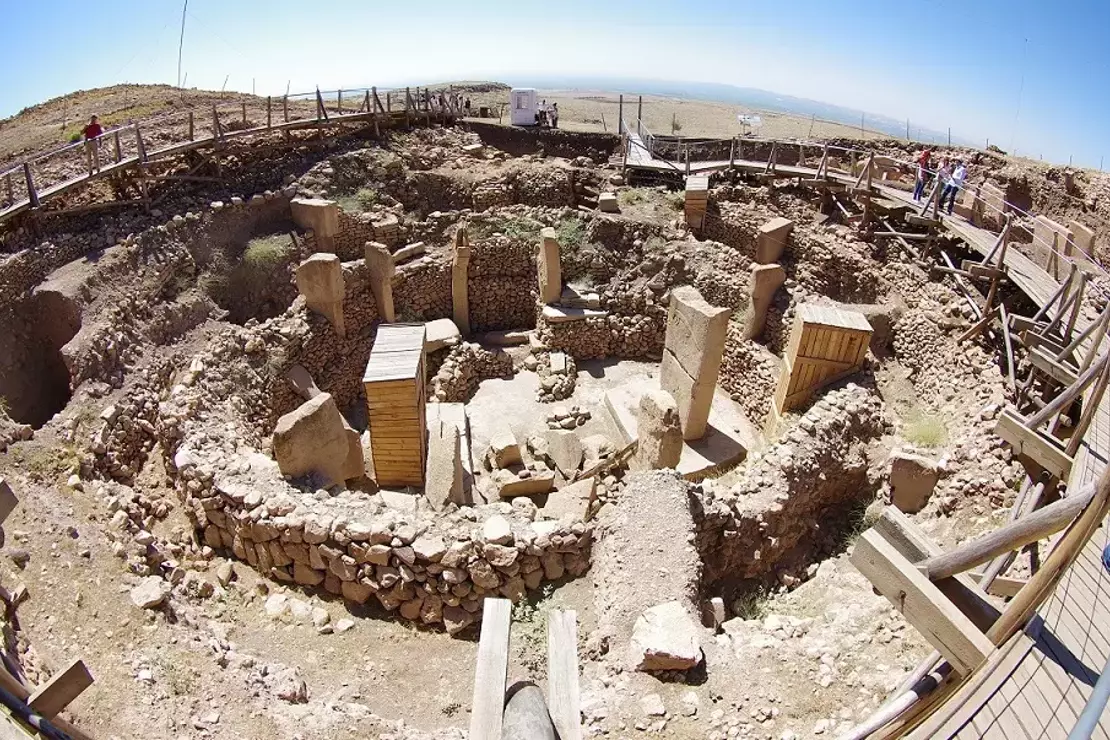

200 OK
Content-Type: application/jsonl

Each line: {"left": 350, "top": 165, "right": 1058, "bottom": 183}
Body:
{"left": 931, "top": 157, "right": 952, "bottom": 206}
{"left": 539, "top": 100, "right": 548, "bottom": 127}
{"left": 913, "top": 148, "right": 932, "bottom": 201}
{"left": 464, "top": 97, "right": 471, "bottom": 116}
{"left": 943, "top": 159, "right": 967, "bottom": 215}
{"left": 551, "top": 102, "right": 559, "bottom": 129}
{"left": 83, "top": 115, "right": 103, "bottom": 174}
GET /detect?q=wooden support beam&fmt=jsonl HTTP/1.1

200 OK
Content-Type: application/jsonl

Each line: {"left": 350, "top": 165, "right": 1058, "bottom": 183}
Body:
{"left": 22, "top": 163, "right": 39, "bottom": 208}
{"left": 1000, "top": 305, "right": 1017, "bottom": 389}
{"left": 188, "top": 111, "right": 194, "bottom": 141}
{"left": 135, "top": 124, "right": 147, "bottom": 162}
{"left": 916, "top": 478, "right": 1095, "bottom": 581}
{"left": 27, "top": 658, "right": 94, "bottom": 720}
{"left": 940, "top": 250, "right": 982, "bottom": 320}
{"left": 469, "top": 598, "right": 511, "bottom": 740}
{"left": 266, "top": 97, "right": 272, "bottom": 129}
{"left": 1029, "top": 345, "right": 1078, "bottom": 386}
{"left": 1031, "top": 262, "right": 1077, "bottom": 324}
{"left": 3, "top": 172, "right": 12, "bottom": 205}
{"left": 112, "top": 130, "right": 122, "bottom": 162}
{"left": 872, "top": 509, "right": 1002, "bottom": 633}
{"left": 994, "top": 407, "right": 1074, "bottom": 479}
{"left": 1028, "top": 350, "right": 1110, "bottom": 428}
{"left": 874, "top": 230, "right": 932, "bottom": 241}
{"left": 548, "top": 610, "right": 582, "bottom": 740}
{"left": 958, "top": 305, "right": 1001, "bottom": 343}
{"left": 373, "top": 87, "right": 385, "bottom": 114}
{"left": 851, "top": 529, "right": 994, "bottom": 675}
{"left": 967, "top": 572, "right": 1027, "bottom": 598}
{"left": 1065, "top": 350, "right": 1110, "bottom": 456}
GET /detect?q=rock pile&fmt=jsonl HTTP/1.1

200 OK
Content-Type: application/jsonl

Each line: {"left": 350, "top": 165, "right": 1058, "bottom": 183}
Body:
{"left": 536, "top": 351, "right": 577, "bottom": 402}
{"left": 429, "top": 342, "right": 513, "bottom": 402}
{"left": 545, "top": 405, "right": 591, "bottom": 430}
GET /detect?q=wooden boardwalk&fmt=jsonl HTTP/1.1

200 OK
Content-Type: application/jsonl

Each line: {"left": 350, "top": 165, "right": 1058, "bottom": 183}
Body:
{"left": 0, "top": 99, "right": 456, "bottom": 226}
{"left": 623, "top": 135, "right": 1110, "bottom": 738}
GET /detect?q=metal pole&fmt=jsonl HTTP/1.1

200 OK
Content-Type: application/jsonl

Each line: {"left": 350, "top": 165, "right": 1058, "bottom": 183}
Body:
{"left": 618, "top": 95, "right": 623, "bottom": 134}
{"left": 1067, "top": 653, "right": 1110, "bottom": 740}
{"left": 637, "top": 95, "right": 642, "bottom": 125}
{"left": 176, "top": 0, "right": 188, "bottom": 87}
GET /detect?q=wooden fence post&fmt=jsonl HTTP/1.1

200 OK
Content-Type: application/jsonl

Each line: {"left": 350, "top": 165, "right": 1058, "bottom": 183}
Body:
{"left": 729, "top": 137, "right": 736, "bottom": 167}
{"left": 135, "top": 124, "right": 147, "bottom": 162}
{"left": 241, "top": 102, "right": 247, "bottom": 124}
{"left": 212, "top": 106, "right": 221, "bottom": 140}
{"left": 188, "top": 111, "right": 194, "bottom": 141}
{"left": 266, "top": 96, "right": 272, "bottom": 129}
{"left": 337, "top": 89, "right": 343, "bottom": 114}
{"left": 4, "top": 173, "right": 12, "bottom": 205}
{"left": 283, "top": 95, "right": 289, "bottom": 123}
{"left": 23, "top": 163, "right": 39, "bottom": 208}
{"left": 112, "top": 131, "right": 122, "bottom": 162}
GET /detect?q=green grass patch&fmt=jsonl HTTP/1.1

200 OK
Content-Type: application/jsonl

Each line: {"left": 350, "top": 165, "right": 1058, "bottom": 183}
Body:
{"left": 241, "top": 234, "right": 289, "bottom": 269}
{"left": 903, "top": 409, "right": 948, "bottom": 448}
{"left": 618, "top": 188, "right": 647, "bottom": 206}
{"left": 665, "top": 190, "right": 685, "bottom": 211}
{"left": 555, "top": 217, "right": 587, "bottom": 248}
{"left": 510, "top": 583, "right": 564, "bottom": 677}
{"left": 732, "top": 587, "right": 769, "bottom": 621}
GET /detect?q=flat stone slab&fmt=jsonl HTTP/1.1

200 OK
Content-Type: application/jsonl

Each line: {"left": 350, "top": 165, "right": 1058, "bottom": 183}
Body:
{"left": 603, "top": 378, "right": 759, "bottom": 480}
{"left": 424, "top": 318, "right": 462, "bottom": 352}
{"left": 475, "top": 329, "right": 532, "bottom": 346}
{"left": 542, "top": 305, "right": 610, "bottom": 323}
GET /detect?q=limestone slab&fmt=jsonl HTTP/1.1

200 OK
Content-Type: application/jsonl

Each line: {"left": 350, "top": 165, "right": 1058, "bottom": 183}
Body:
{"left": 296, "top": 253, "right": 346, "bottom": 337}
{"left": 538, "top": 227, "right": 563, "bottom": 305}
{"left": 756, "top": 216, "right": 793, "bottom": 264}
{"left": 542, "top": 305, "right": 609, "bottom": 323}
{"left": 291, "top": 198, "right": 339, "bottom": 238}
{"left": 273, "top": 393, "right": 351, "bottom": 486}
{"left": 663, "top": 285, "right": 730, "bottom": 383}
{"left": 424, "top": 318, "right": 462, "bottom": 352}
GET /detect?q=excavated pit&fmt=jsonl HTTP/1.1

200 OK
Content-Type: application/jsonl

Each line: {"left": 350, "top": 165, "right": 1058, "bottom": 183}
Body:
{"left": 0, "top": 289, "right": 80, "bottom": 427}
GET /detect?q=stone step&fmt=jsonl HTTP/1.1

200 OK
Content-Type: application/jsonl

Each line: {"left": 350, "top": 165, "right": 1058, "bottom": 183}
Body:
{"left": 559, "top": 286, "right": 601, "bottom": 309}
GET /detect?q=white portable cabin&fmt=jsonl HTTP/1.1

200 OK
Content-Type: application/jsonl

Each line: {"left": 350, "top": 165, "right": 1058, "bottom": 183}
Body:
{"left": 510, "top": 88, "right": 539, "bottom": 126}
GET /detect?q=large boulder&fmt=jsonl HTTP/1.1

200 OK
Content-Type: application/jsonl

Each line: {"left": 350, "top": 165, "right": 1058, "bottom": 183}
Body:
{"left": 889, "top": 450, "right": 940, "bottom": 513}
{"left": 628, "top": 600, "right": 703, "bottom": 672}
{"left": 272, "top": 394, "right": 351, "bottom": 486}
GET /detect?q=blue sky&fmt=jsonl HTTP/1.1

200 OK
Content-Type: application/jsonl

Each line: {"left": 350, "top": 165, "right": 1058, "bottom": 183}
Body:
{"left": 2, "top": 0, "right": 1107, "bottom": 167}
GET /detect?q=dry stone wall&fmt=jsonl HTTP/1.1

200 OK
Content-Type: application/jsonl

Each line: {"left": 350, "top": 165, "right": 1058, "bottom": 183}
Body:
{"left": 693, "top": 384, "right": 885, "bottom": 587}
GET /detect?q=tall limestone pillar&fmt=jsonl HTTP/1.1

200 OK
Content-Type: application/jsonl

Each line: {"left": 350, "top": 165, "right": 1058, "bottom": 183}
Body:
{"left": 295, "top": 253, "right": 346, "bottom": 337}
{"left": 660, "top": 286, "right": 730, "bottom": 441}
{"left": 743, "top": 263, "right": 786, "bottom": 341}
{"left": 364, "top": 241, "right": 395, "bottom": 322}
{"left": 538, "top": 227, "right": 562, "bottom": 305}
{"left": 452, "top": 226, "right": 472, "bottom": 336}
{"left": 631, "top": 389, "right": 683, "bottom": 470}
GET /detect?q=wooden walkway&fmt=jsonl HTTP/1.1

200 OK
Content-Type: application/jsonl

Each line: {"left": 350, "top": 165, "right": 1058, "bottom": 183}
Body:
{"left": 0, "top": 95, "right": 457, "bottom": 226}
{"left": 623, "top": 133, "right": 1110, "bottom": 738}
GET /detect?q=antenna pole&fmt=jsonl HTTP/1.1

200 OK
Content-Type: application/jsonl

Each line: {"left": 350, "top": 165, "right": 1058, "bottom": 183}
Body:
{"left": 176, "top": 0, "right": 188, "bottom": 88}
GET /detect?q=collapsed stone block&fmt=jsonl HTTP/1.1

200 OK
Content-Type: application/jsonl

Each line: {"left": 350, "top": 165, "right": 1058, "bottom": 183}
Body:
{"left": 424, "top": 318, "right": 462, "bottom": 352}
{"left": 0, "top": 477, "right": 17, "bottom": 524}
{"left": 743, "top": 263, "right": 786, "bottom": 340}
{"left": 544, "top": 428, "right": 583, "bottom": 475}
{"left": 295, "top": 253, "right": 345, "bottom": 337}
{"left": 492, "top": 469, "right": 556, "bottom": 498}
{"left": 889, "top": 450, "right": 940, "bottom": 513}
{"left": 628, "top": 600, "right": 703, "bottom": 672}
{"left": 538, "top": 227, "right": 563, "bottom": 305}
{"left": 756, "top": 217, "right": 793, "bottom": 264}
{"left": 660, "top": 286, "right": 730, "bottom": 441}
{"left": 489, "top": 425, "right": 522, "bottom": 468}
{"left": 286, "top": 365, "right": 364, "bottom": 480}
{"left": 541, "top": 478, "right": 595, "bottom": 521}
{"left": 290, "top": 198, "right": 339, "bottom": 240}
{"left": 364, "top": 241, "right": 396, "bottom": 322}
{"left": 631, "top": 389, "right": 683, "bottom": 471}
{"left": 273, "top": 393, "right": 352, "bottom": 487}
{"left": 452, "top": 227, "right": 472, "bottom": 335}
{"left": 425, "top": 420, "right": 463, "bottom": 511}
{"left": 598, "top": 192, "right": 620, "bottom": 213}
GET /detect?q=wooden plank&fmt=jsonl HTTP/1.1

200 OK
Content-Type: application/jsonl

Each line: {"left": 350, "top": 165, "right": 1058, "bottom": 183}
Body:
{"left": 994, "top": 408, "right": 1074, "bottom": 480}
{"left": 851, "top": 529, "right": 994, "bottom": 675}
{"left": 469, "top": 598, "right": 511, "bottom": 740}
{"left": 547, "top": 610, "right": 582, "bottom": 740}
{"left": 1029, "top": 347, "right": 1078, "bottom": 387}
{"left": 27, "top": 658, "right": 93, "bottom": 720}
{"left": 968, "top": 572, "right": 1028, "bottom": 599}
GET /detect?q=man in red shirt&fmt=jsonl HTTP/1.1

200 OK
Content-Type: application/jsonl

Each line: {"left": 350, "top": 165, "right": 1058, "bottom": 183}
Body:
{"left": 83, "top": 115, "right": 103, "bottom": 173}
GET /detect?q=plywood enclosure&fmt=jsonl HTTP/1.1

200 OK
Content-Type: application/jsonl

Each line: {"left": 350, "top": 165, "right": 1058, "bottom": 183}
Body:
{"left": 684, "top": 175, "right": 708, "bottom": 231}
{"left": 363, "top": 323, "right": 427, "bottom": 486}
{"left": 774, "top": 304, "right": 872, "bottom": 413}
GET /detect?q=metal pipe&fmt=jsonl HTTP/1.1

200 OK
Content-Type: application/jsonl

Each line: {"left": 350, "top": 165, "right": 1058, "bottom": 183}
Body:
{"left": 1067, "top": 648, "right": 1110, "bottom": 739}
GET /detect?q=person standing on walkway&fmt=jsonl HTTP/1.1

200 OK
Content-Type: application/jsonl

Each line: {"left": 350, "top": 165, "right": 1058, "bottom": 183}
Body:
{"left": 943, "top": 159, "right": 967, "bottom": 215}
{"left": 913, "top": 148, "right": 932, "bottom": 201}
{"left": 551, "top": 102, "right": 559, "bottom": 129}
{"left": 83, "top": 115, "right": 103, "bottom": 174}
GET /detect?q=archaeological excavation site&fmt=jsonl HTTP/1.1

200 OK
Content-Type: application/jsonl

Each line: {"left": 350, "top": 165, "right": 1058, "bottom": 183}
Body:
{"left": 1, "top": 85, "right": 1109, "bottom": 740}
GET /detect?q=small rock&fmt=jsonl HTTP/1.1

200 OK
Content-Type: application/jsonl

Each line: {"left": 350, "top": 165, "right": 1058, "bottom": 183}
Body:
{"left": 130, "top": 576, "right": 171, "bottom": 609}
{"left": 640, "top": 693, "right": 666, "bottom": 717}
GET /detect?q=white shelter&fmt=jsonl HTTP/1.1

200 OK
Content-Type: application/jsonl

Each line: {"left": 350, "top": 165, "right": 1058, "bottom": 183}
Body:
{"left": 510, "top": 88, "right": 539, "bottom": 126}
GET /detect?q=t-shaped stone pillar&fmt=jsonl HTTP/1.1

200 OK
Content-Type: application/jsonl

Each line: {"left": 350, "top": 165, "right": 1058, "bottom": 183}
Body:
{"left": 631, "top": 389, "right": 683, "bottom": 471}
{"left": 756, "top": 217, "right": 793, "bottom": 264}
{"left": 291, "top": 197, "right": 340, "bottom": 253}
{"left": 364, "top": 241, "right": 396, "bottom": 322}
{"left": 452, "top": 227, "right": 472, "bottom": 336}
{"left": 538, "top": 227, "right": 562, "bottom": 305}
{"left": 743, "top": 263, "right": 786, "bottom": 341}
{"left": 295, "top": 253, "right": 346, "bottom": 337}
{"left": 660, "top": 285, "right": 730, "bottom": 441}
